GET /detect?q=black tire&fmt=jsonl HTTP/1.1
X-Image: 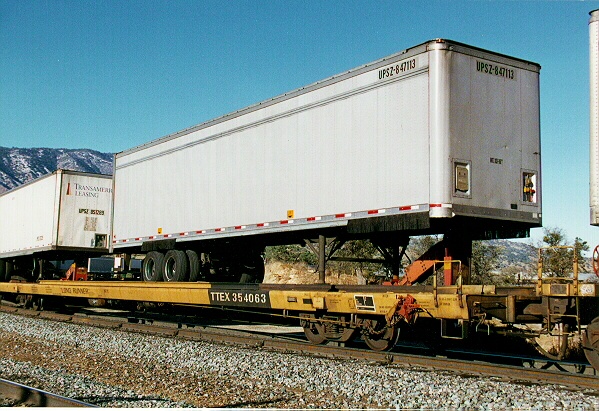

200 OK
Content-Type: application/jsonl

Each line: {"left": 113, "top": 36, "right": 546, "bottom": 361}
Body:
{"left": 239, "top": 253, "right": 265, "bottom": 283}
{"left": 0, "top": 260, "right": 6, "bottom": 282}
{"left": 5, "top": 261, "right": 13, "bottom": 281}
{"left": 142, "top": 251, "right": 165, "bottom": 282}
{"left": 163, "top": 250, "right": 189, "bottom": 282}
{"left": 186, "top": 250, "right": 201, "bottom": 282}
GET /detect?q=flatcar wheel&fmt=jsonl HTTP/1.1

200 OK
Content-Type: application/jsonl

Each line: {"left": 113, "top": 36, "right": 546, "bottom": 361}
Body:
{"left": 31, "top": 297, "right": 43, "bottom": 311}
{"left": 583, "top": 317, "right": 599, "bottom": 372}
{"left": 22, "top": 295, "right": 33, "bottom": 309}
{"left": 362, "top": 320, "right": 400, "bottom": 351}
{"left": 303, "top": 322, "right": 327, "bottom": 344}
{"left": 142, "top": 251, "right": 165, "bottom": 282}
{"left": 15, "top": 295, "right": 26, "bottom": 307}
{"left": 531, "top": 323, "right": 569, "bottom": 361}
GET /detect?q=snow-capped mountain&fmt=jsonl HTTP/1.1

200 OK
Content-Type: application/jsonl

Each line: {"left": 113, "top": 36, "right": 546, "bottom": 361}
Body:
{"left": 0, "top": 147, "right": 113, "bottom": 193}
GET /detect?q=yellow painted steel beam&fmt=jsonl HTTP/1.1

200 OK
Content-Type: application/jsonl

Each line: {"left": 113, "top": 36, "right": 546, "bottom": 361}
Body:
{"left": 0, "top": 281, "right": 214, "bottom": 305}
{"left": 0, "top": 280, "right": 474, "bottom": 320}
{"left": 538, "top": 282, "right": 598, "bottom": 297}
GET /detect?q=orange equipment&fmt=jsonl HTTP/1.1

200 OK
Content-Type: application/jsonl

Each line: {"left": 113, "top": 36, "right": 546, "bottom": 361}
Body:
{"left": 63, "top": 262, "right": 88, "bottom": 281}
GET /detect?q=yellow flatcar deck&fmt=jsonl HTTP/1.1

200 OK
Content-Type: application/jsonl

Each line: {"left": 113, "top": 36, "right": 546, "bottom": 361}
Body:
{"left": 0, "top": 280, "right": 495, "bottom": 320}
{"left": 0, "top": 280, "right": 596, "bottom": 323}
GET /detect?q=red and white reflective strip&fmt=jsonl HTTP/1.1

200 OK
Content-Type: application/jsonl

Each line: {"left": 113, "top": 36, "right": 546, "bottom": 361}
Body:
{"left": 113, "top": 203, "right": 431, "bottom": 245}
{"left": 368, "top": 209, "right": 386, "bottom": 215}
{"left": 429, "top": 203, "right": 452, "bottom": 209}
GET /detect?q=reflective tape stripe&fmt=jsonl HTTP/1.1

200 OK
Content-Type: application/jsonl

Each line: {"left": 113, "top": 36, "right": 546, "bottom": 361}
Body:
{"left": 114, "top": 204, "right": 430, "bottom": 245}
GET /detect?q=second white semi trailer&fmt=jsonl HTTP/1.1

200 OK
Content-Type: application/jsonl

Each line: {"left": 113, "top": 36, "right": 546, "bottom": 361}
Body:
{"left": 0, "top": 170, "right": 113, "bottom": 281}
{"left": 111, "top": 39, "right": 541, "bottom": 283}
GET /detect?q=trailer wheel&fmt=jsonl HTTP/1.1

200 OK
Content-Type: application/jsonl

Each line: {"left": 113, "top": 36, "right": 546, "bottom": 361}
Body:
{"left": 186, "top": 250, "right": 201, "bottom": 282}
{"left": 239, "top": 253, "right": 265, "bottom": 283}
{"left": 142, "top": 251, "right": 165, "bottom": 282}
{"left": 163, "top": 250, "right": 189, "bottom": 282}
{"left": 0, "top": 260, "right": 6, "bottom": 282}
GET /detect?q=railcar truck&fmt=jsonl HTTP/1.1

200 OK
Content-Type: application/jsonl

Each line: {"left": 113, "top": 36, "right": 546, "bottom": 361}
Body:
{"left": 111, "top": 39, "right": 542, "bottom": 283}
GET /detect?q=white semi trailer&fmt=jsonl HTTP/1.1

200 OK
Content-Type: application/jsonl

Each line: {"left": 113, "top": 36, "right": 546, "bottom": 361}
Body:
{"left": 111, "top": 39, "right": 541, "bottom": 284}
{"left": 591, "top": 10, "right": 599, "bottom": 226}
{"left": 0, "top": 170, "right": 113, "bottom": 281}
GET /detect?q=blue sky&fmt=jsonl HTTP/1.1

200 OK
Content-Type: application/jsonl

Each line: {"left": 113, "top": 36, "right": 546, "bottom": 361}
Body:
{"left": 1, "top": 0, "right": 599, "bottom": 249}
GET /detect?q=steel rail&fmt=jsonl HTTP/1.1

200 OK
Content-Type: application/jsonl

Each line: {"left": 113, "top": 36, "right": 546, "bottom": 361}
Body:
{"left": 0, "top": 378, "right": 97, "bottom": 407}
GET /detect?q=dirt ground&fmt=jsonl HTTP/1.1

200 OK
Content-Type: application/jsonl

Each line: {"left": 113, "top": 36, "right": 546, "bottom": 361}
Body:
{"left": 263, "top": 261, "right": 362, "bottom": 285}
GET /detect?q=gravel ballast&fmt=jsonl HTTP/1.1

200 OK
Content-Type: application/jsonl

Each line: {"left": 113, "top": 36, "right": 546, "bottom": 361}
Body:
{"left": 0, "top": 312, "right": 597, "bottom": 408}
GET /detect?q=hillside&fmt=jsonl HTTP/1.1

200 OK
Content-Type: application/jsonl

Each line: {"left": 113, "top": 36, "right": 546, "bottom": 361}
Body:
{"left": 0, "top": 147, "right": 113, "bottom": 193}
{"left": 487, "top": 239, "right": 537, "bottom": 270}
